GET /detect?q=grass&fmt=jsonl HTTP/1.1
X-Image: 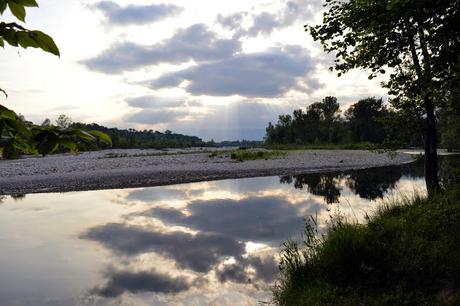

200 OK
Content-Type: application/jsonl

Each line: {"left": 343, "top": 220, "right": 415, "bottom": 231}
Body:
{"left": 99, "top": 148, "right": 287, "bottom": 161}
{"left": 273, "top": 185, "right": 460, "bottom": 305}
{"left": 230, "top": 149, "right": 286, "bottom": 162}
{"left": 264, "top": 142, "right": 376, "bottom": 151}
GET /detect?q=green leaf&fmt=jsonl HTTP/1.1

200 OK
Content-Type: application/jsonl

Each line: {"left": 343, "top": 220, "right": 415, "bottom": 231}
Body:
{"left": 0, "top": 0, "right": 7, "bottom": 14}
{"left": 89, "top": 130, "right": 112, "bottom": 146}
{"left": 58, "top": 139, "right": 78, "bottom": 153}
{"left": 7, "top": 1, "right": 26, "bottom": 22}
{"left": 0, "top": 37, "right": 4, "bottom": 47}
{"left": 30, "top": 30, "right": 60, "bottom": 56}
{"left": 65, "top": 129, "right": 94, "bottom": 141}
{"left": 16, "top": 31, "right": 38, "bottom": 48}
{"left": 0, "top": 105, "right": 17, "bottom": 119}
{"left": 2, "top": 29, "right": 18, "bottom": 46}
{"left": 15, "top": 0, "right": 38, "bottom": 7}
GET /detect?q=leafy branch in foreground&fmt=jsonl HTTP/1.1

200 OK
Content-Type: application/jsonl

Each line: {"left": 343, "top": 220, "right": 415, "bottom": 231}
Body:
{"left": 0, "top": 0, "right": 60, "bottom": 96}
{"left": 0, "top": 1, "right": 108, "bottom": 158}
{"left": 0, "top": 105, "right": 112, "bottom": 159}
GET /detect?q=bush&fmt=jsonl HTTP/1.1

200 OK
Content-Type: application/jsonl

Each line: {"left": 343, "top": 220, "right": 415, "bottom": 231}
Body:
{"left": 273, "top": 186, "right": 460, "bottom": 305}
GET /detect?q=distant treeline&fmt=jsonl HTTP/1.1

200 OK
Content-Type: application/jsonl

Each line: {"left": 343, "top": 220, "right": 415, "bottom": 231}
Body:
{"left": 70, "top": 121, "right": 261, "bottom": 150}
{"left": 70, "top": 122, "right": 206, "bottom": 150}
{"left": 265, "top": 96, "right": 460, "bottom": 151}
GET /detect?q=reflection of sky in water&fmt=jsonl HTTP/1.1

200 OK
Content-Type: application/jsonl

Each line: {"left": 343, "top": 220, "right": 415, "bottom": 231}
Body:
{"left": 2, "top": 158, "right": 454, "bottom": 306}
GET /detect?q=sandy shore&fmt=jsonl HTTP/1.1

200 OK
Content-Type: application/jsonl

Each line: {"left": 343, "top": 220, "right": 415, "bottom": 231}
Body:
{"left": 0, "top": 148, "right": 413, "bottom": 195}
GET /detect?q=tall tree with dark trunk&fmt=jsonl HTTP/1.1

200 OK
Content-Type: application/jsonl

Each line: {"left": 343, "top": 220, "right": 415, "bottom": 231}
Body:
{"left": 308, "top": 0, "right": 460, "bottom": 191}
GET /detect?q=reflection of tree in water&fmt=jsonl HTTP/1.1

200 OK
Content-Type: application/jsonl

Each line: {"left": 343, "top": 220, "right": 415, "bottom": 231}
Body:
{"left": 280, "top": 173, "right": 343, "bottom": 204}
{"left": 345, "top": 166, "right": 403, "bottom": 200}
{"left": 11, "top": 194, "right": 26, "bottom": 201}
{"left": 281, "top": 163, "right": 422, "bottom": 202}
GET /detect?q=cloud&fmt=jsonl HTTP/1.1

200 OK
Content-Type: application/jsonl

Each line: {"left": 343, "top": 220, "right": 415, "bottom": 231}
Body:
{"left": 216, "top": 256, "right": 278, "bottom": 284}
{"left": 92, "top": 269, "right": 190, "bottom": 297}
{"left": 125, "top": 96, "right": 187, "bottom": 109}
{"left": 216, "top": 0, "right": 322, "bottom": 38}
{"left": 216, "top": 12, "right": 246, "bottom": 31}
{"left": 149, "top": 45, "right": 319, "bottom": 98}
{"left": 93, "top": 1, "right": 182, "bottom": 25}
{"left": 81, "top": 24, "right": 241, "bottom": 74}
{"left": 125, "top": 109, "right": 189, "bottom": 124}
{"left": 146, "top": 195, "right": 312, "bottom": 244}
{"left": 83, "top": 224, "right": 245, "bottom": 273}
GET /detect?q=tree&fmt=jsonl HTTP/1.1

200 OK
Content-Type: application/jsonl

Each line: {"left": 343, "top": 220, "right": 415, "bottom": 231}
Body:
{"left": 345, "top": 97, "right": 388, "bottom": 143}
{"left": 55, "top": 114, "right": 72, "bottom": 129}
{"left": 319, "top": 96, "right": 340, "bottom": 143}
{"left": 308, "top": 0, "right": 460, "bottom": 191}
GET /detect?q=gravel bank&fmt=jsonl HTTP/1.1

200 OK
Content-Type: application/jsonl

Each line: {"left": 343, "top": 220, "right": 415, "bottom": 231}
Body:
{"left": 0, "top": 149, "right": 413, "bottom": 195}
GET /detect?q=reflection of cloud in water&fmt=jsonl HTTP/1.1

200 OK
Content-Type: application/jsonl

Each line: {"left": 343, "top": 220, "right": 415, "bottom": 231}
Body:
{"left": 83, "top": 223, "right": 245, "bottom": 273}
{"left": 217, "top": 255, "right": 278, "bottom": 285}
{"left": 92, "top": 269, "right": 191, "bottom": 298}
{"left": 148, "top": 196, "right": 322, "bottom": 244}
{"left": 83, "top": 160, "right": 436, "bottom": 302}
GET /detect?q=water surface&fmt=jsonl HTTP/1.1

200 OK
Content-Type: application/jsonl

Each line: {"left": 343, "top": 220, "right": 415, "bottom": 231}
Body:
{"left": 0, "top": 157, "right": 456, "bottom": 306}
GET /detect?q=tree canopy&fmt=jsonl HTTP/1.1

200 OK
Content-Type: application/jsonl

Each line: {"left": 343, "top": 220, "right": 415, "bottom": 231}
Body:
{"left": 308, "top": 0, "right": 460, "bottom": 190}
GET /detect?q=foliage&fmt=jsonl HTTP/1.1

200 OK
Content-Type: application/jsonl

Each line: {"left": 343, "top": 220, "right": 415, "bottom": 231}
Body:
{"left": 265, "top": 96, "right": 346, "bottom": 145}
{"left": 0, "top": 1, "right": 102, "bottom": 159}
{"left": 0, "top": 106, "right": 111, "bottom": 159}
{"left": 264, "top": 142, "right": 377, "bottom": 151}
{"left": 345, "top": 98, "right": 388, "bottom": 143}
{"left": 440, "top": 85, "right": 460, "bottom": 152}
{"left": 273, "top": 184, "right": 460, "bottom": 305}
{"left": 265, "top": 97, "right": 416, "bottom": 148}
{"left": 308, "top": 0, "right": 459, "bottom": 106}
{"left": 55, "top": 114, "right": 73, "bottom": 129}
{"left": 307, "top": 0, "right": 460, "bottom": 189}
{"left": 0, "top": 0, "right": 59, "bottom": 96}
{"left": 71, "top": 122, "right": 206, "bottom": 150}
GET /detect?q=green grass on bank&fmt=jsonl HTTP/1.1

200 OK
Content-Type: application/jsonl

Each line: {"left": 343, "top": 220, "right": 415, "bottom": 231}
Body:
{"left": 273, "top": 185, "right": 460, "bottom": 306}
{"left": 230, "top": 150, "right": 286, "bottom": 162}
{"left": 264, "top": 142, "right": 376, "bottom": 151}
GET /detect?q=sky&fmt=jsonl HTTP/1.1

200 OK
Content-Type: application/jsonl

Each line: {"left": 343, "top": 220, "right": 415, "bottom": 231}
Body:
{"left": 0, "top": 0, "right": 388, "bottom": 141}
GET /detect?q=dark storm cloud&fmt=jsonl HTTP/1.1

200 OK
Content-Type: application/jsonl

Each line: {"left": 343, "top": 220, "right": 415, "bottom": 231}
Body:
{"left": 149, "top": 45, "right": 319, "bottom": 97}
{"left": 81, "top": 24, "right": 242, "bottom": 74}
{"left": 92, "top": 269, "right": 190, "bottom": 298}
{"left": 145, "top": 195, "right": 316, "bottom": 244}
{"left": 94, "top": 1, "right": 182, "bottom": 25}
{"left": 83, "top": 223, "right": 245, "bottom": 273}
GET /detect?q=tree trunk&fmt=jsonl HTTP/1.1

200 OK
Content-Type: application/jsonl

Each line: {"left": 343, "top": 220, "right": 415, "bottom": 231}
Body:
{"left": 424, "top": 97, "right": 440, "bottom": 193}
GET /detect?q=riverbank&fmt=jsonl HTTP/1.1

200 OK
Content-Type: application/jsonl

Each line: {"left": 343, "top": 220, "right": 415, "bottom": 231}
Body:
{"left": 273, "top": 184, "right": 460, "bottom": 306}
{"left": 0, "top": 148, "right": 413, "bottom": 195}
